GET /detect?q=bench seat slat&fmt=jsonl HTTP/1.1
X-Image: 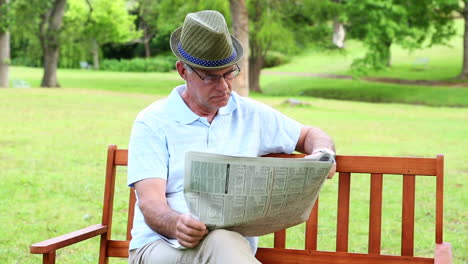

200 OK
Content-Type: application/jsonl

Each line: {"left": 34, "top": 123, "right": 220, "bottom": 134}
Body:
{"left": 107, "top": 240, "right": 130, "bottom": 258}
{"left": 256, "top": 248, "right": 433, "bottom": 264}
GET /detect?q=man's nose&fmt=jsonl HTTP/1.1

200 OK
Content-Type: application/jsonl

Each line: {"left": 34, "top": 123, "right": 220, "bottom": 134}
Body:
{"left": 216, "top": 77, "right": 230, "bottom": 91}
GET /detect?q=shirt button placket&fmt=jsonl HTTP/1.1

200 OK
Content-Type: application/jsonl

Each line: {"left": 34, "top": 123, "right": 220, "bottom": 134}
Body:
{"left": 207, "top": 123, "right": 216, "bottom": 151}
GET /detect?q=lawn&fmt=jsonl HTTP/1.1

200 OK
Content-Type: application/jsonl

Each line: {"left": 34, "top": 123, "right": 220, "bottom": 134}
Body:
{"left": 0, "top": 88, "right": 466, "bottom": 263}
{"left": 9, "top": 66, "right": 468, "bottom": 108}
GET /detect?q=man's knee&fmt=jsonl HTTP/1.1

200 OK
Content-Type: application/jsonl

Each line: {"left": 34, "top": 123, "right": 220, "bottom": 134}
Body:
{"left": 203, "top": 229, "right": 246, "bottom": 247}
{"left": 198, "top": 229, "right": 259, "bottom": 263}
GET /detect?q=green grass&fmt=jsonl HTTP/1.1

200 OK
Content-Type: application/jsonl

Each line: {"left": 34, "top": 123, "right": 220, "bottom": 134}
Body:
{"left": 260, "top": 75, "right": 468, "bottom": 107}
{"left": 1, "top": 88, "right": 467, "bottom": 263}
{"left": 10, "top": 65, "right": 468, "bottom": 108}
{"left": 10, "top": 66, "right": 184, "bottom": 96}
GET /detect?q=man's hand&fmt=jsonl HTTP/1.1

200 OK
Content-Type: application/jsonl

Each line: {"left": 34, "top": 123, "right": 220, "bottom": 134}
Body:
{"left": 175, "top": 214, "right": 208, "bottom": 248}
{"left": 305, "top": 150, "right": 336, "bottom": 179}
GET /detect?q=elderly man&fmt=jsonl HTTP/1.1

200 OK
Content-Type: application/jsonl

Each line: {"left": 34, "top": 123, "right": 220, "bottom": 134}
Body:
{"left": 128, "top": 10, "right": 335, "bottom": 264}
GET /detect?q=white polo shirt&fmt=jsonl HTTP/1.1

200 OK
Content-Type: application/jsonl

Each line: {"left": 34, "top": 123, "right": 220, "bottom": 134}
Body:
{"left": 128, "top": 85, "right": 302, "bottom": 251}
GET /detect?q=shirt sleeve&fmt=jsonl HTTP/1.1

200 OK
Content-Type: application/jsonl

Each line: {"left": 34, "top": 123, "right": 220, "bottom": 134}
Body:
{"left": 127, "top": 120, "right": 169, "bottom": 187}
{"left": 257, "top": 102, "right": 303, "bottom": 155}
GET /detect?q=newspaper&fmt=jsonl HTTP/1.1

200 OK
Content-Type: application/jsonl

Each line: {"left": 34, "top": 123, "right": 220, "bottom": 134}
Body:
{"left": 183, "top": 151, "right": 334, "bottom": 237}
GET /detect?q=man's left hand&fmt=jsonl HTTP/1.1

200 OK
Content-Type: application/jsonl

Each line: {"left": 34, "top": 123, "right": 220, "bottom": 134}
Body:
{"left": 305, "top": 150, "right": 336, "bottom": 179}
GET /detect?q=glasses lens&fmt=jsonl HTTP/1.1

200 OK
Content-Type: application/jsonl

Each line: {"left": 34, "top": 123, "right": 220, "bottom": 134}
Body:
{"left": 203, "top": 76, "right": 221, "bottom": 85}
{"left": 224, "top": 69, "right": 240, "bottom": 80}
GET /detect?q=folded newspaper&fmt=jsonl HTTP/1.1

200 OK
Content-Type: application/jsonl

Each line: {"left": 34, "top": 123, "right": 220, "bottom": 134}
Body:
{"left": 183, "top": 151, "right": 334, "bottom": 237}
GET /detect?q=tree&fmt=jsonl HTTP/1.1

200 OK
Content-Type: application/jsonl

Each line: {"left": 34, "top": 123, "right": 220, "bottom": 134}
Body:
{"left": 459, "top": 0, "right": 468, "bottom": 79}
{"left": 63, "top": 0, "right": 140, "bottom": 69}
{"left": 344, "top": 0, "right": 458, "bottom": 72}
{"left": 229, "top": 0, "right": 249, "bottom": 96}
{"left": 39, "top": 0, "right": 68, "bottom": 87}
{"left": 136, "top": 0, "right": 160, "bottom": 58}
{"left": 0, "top": 0, "right": 10, "bottom": 88}
{"left": 247, "top": 0, "right": 294, "bottom": 92}
{"left": 247, "top": 0, "right": 339, "bottom": 92}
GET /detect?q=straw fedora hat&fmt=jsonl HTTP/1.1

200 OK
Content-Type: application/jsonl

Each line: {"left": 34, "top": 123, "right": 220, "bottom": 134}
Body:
{"left": 170, "top": 10, "right": 244, "bottom": 70}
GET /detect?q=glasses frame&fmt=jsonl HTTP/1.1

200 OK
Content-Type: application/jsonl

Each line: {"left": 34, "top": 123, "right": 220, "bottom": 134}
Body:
{"left": 185, "top": 64, "right": 240, "bottom": 85}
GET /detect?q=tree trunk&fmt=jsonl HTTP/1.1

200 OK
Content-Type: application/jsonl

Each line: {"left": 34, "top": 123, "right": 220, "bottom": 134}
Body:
{"left": 39, "top": 0, "right": 67, "bottom": 88}
{"left": 92, "top": 39, "right": 100, "bottom": 70}
{"left": 385, "top": 41, "right": 392, "bottom": 67}
{"left": 143, "top": 23, "right": 151, "bottom": 58}
{"left": 248, "top": 55, "right": 263, "bottom": 93}
{"left": 229, "top": 0, "right": 250, "bottom": 96}
{"left": 332, "top": 19, "right": 346, "bottom": 48}
{"left": 0, "top": 0, "right": 10, "bottom": 88}
{"left": 460, "top": 1, "right": 468, "bottom": 79}
{"left": 42, "top": 45, "right": 60, "bottom": 87}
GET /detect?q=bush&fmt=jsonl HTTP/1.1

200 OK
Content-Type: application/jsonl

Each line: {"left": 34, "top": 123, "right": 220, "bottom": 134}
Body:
{"left": 11, "top": 57, "right": 42, "bottom": 67}
{"left": 263, "top": 51, "right": 290, "bottom": 68}
{"left": 100, "top": 56, "right": 177, "bottom": 72}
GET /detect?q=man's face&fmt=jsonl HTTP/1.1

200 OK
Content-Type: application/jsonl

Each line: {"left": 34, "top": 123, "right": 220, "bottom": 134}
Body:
{"left": 183, "top": 64, "right": 239, "bottom": 113}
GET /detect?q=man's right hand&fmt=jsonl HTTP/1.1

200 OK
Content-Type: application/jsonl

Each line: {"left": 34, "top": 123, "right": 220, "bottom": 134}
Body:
{"left": 175, "top": 214, "right": 208, "bottom": 248}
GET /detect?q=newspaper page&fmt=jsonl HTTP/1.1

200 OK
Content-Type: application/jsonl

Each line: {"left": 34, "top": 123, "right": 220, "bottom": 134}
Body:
{"left": 183, "top": 152, "right": 334, "bottom": 237}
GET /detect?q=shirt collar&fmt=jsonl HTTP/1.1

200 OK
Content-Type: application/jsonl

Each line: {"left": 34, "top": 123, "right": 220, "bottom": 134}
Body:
{"left": 167, "top": 85, "right": 238, "bottom": 124}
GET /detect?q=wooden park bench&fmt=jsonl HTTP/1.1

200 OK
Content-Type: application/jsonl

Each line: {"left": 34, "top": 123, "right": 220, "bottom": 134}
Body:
{"left": 30, "top": 145, "right": 452, "bottom": 264}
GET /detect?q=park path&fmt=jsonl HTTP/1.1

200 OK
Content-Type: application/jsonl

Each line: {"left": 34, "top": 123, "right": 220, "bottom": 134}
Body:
{"left": 262, "top": 71, "right": 468, "bottom": 87}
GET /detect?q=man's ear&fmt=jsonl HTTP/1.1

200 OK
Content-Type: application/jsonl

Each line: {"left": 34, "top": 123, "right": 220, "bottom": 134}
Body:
{"left": 176, "top": 61, "right": 187, "bottom": 80}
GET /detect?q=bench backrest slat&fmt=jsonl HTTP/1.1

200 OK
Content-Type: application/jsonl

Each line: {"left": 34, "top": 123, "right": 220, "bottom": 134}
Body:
{"left": 336, "top": 172, "right": 351, "bottom": 252}
{"left": 126, "top": 188, "right": 136, "bottom": 241}
{"left": 436, "top": 155, "right": 444, "bottom": 244}
{"left": 305, "top": 200, "right": 319, "bottom": 250}
{"left": 401, "top": 174, "right": 416, "bottom": 256}
{"left": 273, "top": 230, "right": 286, "bottom": 249}
{"left": 368, "top": 173, "right": 383, "bottom": 255}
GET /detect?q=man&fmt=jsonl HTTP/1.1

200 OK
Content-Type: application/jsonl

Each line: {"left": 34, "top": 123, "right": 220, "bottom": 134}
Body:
{"left": 128, "top": 10, "right": 336, "bottom": 264}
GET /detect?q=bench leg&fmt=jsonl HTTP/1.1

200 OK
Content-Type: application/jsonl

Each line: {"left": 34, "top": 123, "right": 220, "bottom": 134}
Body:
{"left": 43, "top": 251, "right": 56, "bottom": 264}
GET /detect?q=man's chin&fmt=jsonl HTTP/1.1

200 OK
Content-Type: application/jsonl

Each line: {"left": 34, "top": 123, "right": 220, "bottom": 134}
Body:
{"left": 211, "top": 94, "right": 230, "bottom": 104}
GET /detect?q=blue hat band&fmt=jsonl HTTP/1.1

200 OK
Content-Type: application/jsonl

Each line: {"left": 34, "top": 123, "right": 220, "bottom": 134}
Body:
{"left": 178, "top": 43, "right": 237, "bottom": 67}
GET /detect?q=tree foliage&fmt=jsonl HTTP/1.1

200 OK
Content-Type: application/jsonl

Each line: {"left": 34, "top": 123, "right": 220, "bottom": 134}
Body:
{"left": 343, "top": 0, "right": 459, "bottom": 72}
{"left": 6, "top": 0, "right": 140, "bottom": 68}
{"left": 62, "top": 0, "right": 140, "bottom": 68}
{"left": 247, "top": 0, "right": 340, "bottom": 92}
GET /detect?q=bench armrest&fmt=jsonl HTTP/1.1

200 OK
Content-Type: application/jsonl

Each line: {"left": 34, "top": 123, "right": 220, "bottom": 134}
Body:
{"left": 435, "top": 242, "right": 452, "bottom": 264}
{"left": 30, "top": 224, "right": 108, "bottom": 254}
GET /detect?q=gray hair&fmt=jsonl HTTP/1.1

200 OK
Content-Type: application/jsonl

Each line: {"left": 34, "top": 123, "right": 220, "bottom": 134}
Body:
{"left": 182, "top": 63, "right": 193, "bottom": 73}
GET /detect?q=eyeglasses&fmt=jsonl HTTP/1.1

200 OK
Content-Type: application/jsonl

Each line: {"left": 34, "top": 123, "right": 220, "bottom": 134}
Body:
{"left": 185, "top": 64, "right": 240, "bottom": 85}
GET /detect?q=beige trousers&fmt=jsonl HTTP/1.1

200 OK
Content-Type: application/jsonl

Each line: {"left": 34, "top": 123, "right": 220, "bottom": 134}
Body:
{"left": 128, "top": 229, "right": 261, "bottom": 264}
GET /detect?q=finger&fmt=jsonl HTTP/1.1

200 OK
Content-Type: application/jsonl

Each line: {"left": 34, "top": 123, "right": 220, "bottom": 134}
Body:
{"left": 181, "top": 214, "right": 207, "bottom": 231}
{"left": 304, "top": 152, "right": 322, "bottom": 161}
{"left": 178, "top": 238, "right": 201, "bottom": 248}
{"left": 176, "top": 230, "right": 205, "bottom": 243}
{"left": 176, "top": 230, "right": 206, "bottom": 248}
{"left": 177, "top": 226, "right": 207, "bottom": 239}
{"left": 327, "top": 164, "right": 337, "bottom": 179}
{"left": 176, "top": 222, "right": 206, "bottom": 237}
